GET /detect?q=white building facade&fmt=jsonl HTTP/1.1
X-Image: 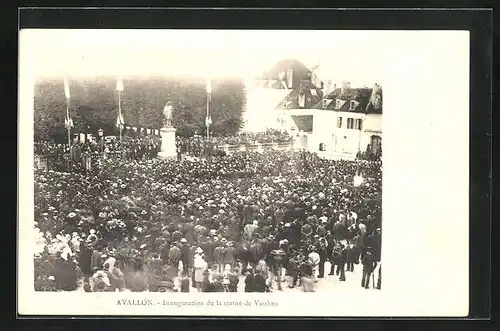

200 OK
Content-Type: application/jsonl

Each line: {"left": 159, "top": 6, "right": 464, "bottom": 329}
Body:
{"left": 242, "top": 59, "right": 382, "bottom": 160}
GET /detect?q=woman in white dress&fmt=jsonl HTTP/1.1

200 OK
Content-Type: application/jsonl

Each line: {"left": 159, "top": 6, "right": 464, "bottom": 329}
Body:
{"left": 193, "top": 247, "right": 208, "bottom": 292}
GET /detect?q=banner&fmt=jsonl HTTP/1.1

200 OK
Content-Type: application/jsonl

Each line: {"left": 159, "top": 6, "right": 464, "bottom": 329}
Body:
{"left": 63, "top": 77, "right": 70, "bottom": 99}
{"left": 116, "top": 76, "right": 124, "bottom": 91}
{"left": 116, "top": 113, "right": 125, "bottom": 128}
{"left": 206, "top": 79, "right": 211, "bottom": 93}
{"left": 64, "top": 115, "right": 73, "bottom": 129}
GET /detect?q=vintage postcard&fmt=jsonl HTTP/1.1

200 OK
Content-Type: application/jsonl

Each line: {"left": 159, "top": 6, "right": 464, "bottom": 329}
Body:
{"left": 18, "top": 29, "right": 469, "bottom": 317}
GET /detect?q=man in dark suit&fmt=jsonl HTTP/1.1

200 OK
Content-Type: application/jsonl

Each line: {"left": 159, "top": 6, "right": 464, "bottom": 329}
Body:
{"left": 317, "top": 239, "right": 328, "bottom": 279}
{"left": 361, "top": 246, "right": 377, "bottom": 289}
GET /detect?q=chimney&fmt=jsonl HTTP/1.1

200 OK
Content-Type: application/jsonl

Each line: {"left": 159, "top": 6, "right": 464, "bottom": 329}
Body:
{"left": 341, "top": 81, "right": 351, "bottom": 94}
{"left": 322, "top": 80, "right": 331, "bottom": 96}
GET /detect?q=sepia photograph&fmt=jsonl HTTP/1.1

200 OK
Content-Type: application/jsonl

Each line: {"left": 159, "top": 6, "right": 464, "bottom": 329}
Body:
{"left": 18, "top": 28, "right": 469, "bottom": 317}
{"left": 30, "top": 30, "right": 382, "bottom": 295}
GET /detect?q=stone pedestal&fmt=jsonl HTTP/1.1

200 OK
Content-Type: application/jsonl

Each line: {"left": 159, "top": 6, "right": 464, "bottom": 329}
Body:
{"left": 158, "top": 127, "right": 177, "bottom": 159}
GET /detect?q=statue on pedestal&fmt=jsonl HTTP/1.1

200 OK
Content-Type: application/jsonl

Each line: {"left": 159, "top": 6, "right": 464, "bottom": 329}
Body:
{"left": 158, "top": 101, "right": 177, "bottom": 160}
{"left": 163, "top": 101, "right": 173, "bottom": 128}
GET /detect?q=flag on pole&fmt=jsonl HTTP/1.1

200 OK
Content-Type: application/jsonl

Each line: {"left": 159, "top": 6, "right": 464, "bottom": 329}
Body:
{"left": 116, "top": 76, "right": 124, "bottom": 91}
{"left": 116, "top": 112, "right": 125, "bottom": 128}
{"left": 63, "top": 77, "right": 70, "bottom": 99}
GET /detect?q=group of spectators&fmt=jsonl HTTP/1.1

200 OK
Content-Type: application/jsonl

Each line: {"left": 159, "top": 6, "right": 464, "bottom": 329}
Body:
{"left": 34, "top": 136, "right": 162, "bottom": 172}
{"left": 175, "top": 130, "right": 293, "bottom": 158}
{"left": 356, "top": 149, "right": 383, "bottom": 162}
{"left": 209, "top": 130, "right": 293, "bottom": 146}
{"left": 33, "top": 145, "right": 382, "bottom": 293}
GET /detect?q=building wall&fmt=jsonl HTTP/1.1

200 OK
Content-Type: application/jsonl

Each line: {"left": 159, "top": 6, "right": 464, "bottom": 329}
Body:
{"left": 360, "top": 113, "right": 382, "bottom": 152}
{"left": 299, "top": 110, "right": 382, "bottom": 156}
{"left": 243, "top": 85, "right": 288, "bottom": 132}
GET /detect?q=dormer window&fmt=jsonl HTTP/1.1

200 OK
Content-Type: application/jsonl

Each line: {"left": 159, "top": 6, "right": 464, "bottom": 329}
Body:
{"left": 335, "top": 100, "right": 343, "bottom": 109}
{"left": 349, "top": 100, "right": 357, "bottom": 110}
{"left": 322, "top": 99, "right": 329, "bottom": 109}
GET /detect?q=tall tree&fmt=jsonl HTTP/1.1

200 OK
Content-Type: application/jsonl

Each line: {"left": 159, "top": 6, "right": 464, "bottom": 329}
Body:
{"left": 34, "top": 76, "right": 247, "bottom": 140}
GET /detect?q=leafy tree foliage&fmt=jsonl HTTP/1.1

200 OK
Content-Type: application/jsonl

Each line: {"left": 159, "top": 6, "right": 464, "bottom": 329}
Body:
{"left": 34, "top": 76, "right": 247, "bottom": 140}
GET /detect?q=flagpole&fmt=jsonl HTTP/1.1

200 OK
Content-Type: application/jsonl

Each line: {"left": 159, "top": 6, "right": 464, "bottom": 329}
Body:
{"left": 118, "top": 90, "right": 122, "bottom": 143}
{"left": 206, "top": 80, "right": 211, "bottom": 141}
{"left": 206, "top": 95, "right": 210, "bottom": 141}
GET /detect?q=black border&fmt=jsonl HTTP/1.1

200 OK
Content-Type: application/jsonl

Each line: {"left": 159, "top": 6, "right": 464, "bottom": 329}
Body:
{"left": 8, "top": 6, "right": 492, "bottom": 327}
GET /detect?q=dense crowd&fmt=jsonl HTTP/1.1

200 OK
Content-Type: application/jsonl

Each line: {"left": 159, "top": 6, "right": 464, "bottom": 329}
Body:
{"left": 356, "top": 149, "right": 382, "bottom": 162}
{"left": 35, "top": 136, "right": 161, "bottom": 157}
{"left": 34, "top": 140, "right": 70, "bottom": 157}
{"left": 35, "top": 130, "right": 292, "bottom": 163}
{"left": 33, "top": 149, "right": 382, "bottom": 293}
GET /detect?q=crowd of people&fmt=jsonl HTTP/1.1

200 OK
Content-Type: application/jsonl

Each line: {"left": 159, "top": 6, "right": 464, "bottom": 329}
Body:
{"left": 356, "top": 149, "right": 383, "bottom": 162}
{"left": 33, "top": 146, "right": 382, "bottom": 293}
{"left": 34, "top": 136, "right": 162, "bottom": 172}
{"left": 35, "top": 130, "right": 292, "bottom": 168}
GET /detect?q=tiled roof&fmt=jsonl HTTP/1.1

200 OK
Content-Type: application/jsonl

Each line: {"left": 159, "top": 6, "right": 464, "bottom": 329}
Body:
{"left": 275, "top": 81, "right": 324, "bottom": 110}
{"left": 311, "top": 86, "right": 383, "bottom": 114}
{"left": 291, "top": 115, "right": 313, "bottom": 132}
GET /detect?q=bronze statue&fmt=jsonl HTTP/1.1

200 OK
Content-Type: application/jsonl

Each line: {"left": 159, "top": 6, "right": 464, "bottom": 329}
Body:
{"left": 163, "top": 101, "right": 173, "bottom": 127}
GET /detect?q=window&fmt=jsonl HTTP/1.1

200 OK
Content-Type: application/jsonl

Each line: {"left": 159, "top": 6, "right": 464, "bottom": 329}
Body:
{"left": 337, "top": 117, "right": 342, "bottom": 128}
{"left": 347, "top": 118, "right": 354, "bottom": 129}
{"left": 322, "top": 99, "right": 328, "bottom": 108}
{"left": 335, "top": 100, "right": 343, "bottom": 109}
{"left": 349, "top": 100, "right": 357, "bottom": 110}
{"left": 355, "top": 119, "right": 363, "bottom": 130}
